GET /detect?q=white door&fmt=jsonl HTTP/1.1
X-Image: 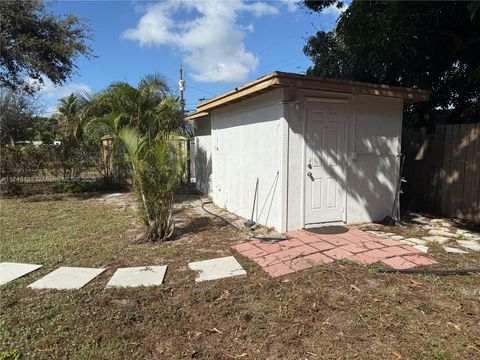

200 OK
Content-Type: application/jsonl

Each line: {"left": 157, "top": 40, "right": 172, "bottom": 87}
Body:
{"left": 305, "top": 101, "right": 347, "bottom": 224}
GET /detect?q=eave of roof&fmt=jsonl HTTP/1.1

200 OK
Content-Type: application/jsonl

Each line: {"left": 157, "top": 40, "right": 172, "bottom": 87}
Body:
{"left": 187, "top": 71, "right": 431, "bottom": 120}
{"left": 185, "top": 111, "right": 209, "bottom": 121}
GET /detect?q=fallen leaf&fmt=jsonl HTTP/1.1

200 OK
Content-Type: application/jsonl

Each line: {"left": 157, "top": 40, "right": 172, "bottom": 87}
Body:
{"left": 447, "top": 322, "right": 461, "bottom": 331}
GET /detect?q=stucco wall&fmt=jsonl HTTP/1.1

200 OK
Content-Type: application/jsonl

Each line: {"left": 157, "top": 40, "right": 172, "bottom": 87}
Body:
{"left": 195, "top": 88, "right": 404, "bottom": 232}
{"left": 346, "top": 95, "right": 403, "bottom": 224}
{"left": 209, "top": 89, "right": 284, "bottom": 230}
{"left": 194, "top": 118, "right": 213, "bottom": 195}
{"left": 285, "top": 91, "right": 403, "bottom": 230}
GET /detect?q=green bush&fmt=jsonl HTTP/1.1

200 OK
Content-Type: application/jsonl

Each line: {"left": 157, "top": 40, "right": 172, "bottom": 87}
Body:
{"left": 53, "top": 182, "right": 93, "bottom": 194}
{"left": 0, "top": 143, "right": 102, "bottom": 180}
{"left": 2, "top": 182, "right": 23, "bottom": 196}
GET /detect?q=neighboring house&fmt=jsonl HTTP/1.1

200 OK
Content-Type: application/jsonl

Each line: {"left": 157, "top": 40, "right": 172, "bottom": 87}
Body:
{"left": 187, "top": 72, "right": 430, "bottom": 232}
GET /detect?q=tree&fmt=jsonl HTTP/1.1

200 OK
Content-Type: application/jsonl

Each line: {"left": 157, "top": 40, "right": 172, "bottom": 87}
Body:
{"left": 303, "top": 1, "right": 480, "bottom": 121}
{"left": 0, "top": 0, "right": 93, "bottom": 93}
{"left": 53, "top": 93, "right": 85, "bottom": 143}
{"left": 86, "top": 73, "right": 188, "bottom": 139}
{"left": 119, "top": 127, "right": 185, "bottom": 241}
{"left": 50, "top": 92, "right": 104, "bottom": 179}
{"left": 0, "top": 88, "right": 40, "bottom": 145}
{"left": 85, "top": 74, "right": 187, "bottom": 241}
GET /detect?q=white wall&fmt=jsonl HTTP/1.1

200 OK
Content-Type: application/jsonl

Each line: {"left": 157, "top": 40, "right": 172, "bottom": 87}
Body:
{"left": 195, "top": 88, "right": 404, "bottom": 232}
{"left": 194, "top": 118, "right": 213, "bottom": 195}
{"left": 346, "top": 95, "right": 403, "bottom": 223}
{"left": 285, "top": 90, "right": 403, "bottom": 230}
{"left": 209, "top": 89, "right": 285, "bottom": 230}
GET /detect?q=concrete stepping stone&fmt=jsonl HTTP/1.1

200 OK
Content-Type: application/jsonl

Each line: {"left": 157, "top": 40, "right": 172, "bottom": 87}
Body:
{"left": 428, "top": 229, "right": 457, "bottom": 238}
{"left": 463, "top": 233, "right": 480, "bottom": 240}
{"left": 411, "top": 217, "right": 431, "bottom": 225}
{"left": 457, "top": 240, "right": 480, "bottom": 251}
{"left": 413, "top": 245, "right": 429, "bottom": 253}
{"left": 404, "top": 238, "right": 427, "bottom": 245}
{"left": 188, "top": 256, "right": 246, "bottom": 282}
{"left": 366, "top": 231, "right": 383, "bottom": 235}
{"left": 443, "top": 246, "right": 468, "bottom": 254}
{"left": 0, "top": 262, "right": 43, "bottom": 285}
{"left": 28, "top": 266, "right": 106, "bottom": 290}
{"left": 106, "top": 266, "right": 167, "bottom": 288}
{"left": 422, "top": 235, "right": 450, "bottom": 244}
{"left": 102, "top": 193, "right": 122, "bottom": 199}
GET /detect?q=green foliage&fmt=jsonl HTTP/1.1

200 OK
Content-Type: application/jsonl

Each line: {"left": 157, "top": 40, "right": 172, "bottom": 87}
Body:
{"left": 0, "top": 0, "right": 93, "bottom": 93}
{"left": 119, "top": 127, "right": 185, "bottom": 241}
{"left": 0, "top": 88, "right": 64, "bottom": 146}
{"left": 0, "top": 349, "right": 20, "bottom": 360}
{"left": 53, "top": 181, "right": 92, "bottom": 194}
{"left": 84, "top": 73, "right": 188, "bottom": 242}
{"left": 0, "top": 144, "right": 100, "bottom": 180}
{"left": 3, "top": 182, "right": 23, "bottom": 196}
{"left": 84, "top": 73, "right": 190, "bottom": 139}
{"left": 303, "top": 1, "right": 480, "bottom": 120}
{"left": 0, "top": 89, "right": 39, "bottom": 146}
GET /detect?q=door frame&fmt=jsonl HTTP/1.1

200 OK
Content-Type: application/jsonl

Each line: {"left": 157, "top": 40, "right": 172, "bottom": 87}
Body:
{"left": 301, "top": 97, "right": 351, "bottom": 227}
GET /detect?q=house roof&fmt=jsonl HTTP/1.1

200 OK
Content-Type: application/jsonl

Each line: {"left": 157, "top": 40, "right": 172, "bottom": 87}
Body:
{"left": 185, "top": 71, "right": 431, "bottom": 120}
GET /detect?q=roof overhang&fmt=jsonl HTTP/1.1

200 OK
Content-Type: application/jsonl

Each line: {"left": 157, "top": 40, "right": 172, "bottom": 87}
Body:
{"left": 185, "top": 111, "right": 209, "bottom": 121}
{"left": 186, "top": 71, "right": 431, "bottom": 120}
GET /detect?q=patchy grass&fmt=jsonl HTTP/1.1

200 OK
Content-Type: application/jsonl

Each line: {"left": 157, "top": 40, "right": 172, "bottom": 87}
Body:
{"left": 1, "top": 194, "right": 480, "bottom": 359}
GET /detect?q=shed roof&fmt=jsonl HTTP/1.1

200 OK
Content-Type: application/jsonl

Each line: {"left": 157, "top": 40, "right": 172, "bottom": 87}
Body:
{"left": 185, "top": 71, "right": 430, "bottom": 120}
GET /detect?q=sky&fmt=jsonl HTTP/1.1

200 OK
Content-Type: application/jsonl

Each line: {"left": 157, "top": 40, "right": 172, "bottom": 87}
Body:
{"left": 40, "top": 0, "right": 347, "bottom": 115}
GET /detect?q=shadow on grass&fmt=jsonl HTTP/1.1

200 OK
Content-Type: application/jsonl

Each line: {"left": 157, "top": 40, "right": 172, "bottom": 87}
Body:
{"left": 23, "top": 194, "right": 67, "bottom": 202}
{"left": 171, "top": 215, "right": 216, "bottom": 240}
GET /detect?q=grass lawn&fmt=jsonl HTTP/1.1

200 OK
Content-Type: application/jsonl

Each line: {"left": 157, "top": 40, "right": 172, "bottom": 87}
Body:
{"left": 1, "top": 193, "right": 479, "bottom": 359}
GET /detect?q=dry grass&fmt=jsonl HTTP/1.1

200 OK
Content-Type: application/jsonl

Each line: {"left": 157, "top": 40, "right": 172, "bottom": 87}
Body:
{"left": 1, "top": 193, "right": 479, "bottom": 359}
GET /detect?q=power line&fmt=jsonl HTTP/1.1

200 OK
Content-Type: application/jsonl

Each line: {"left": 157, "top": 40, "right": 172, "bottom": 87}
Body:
{"left": 255, "top": 54, "right": 309, "bottom": 74}
{"left": 253, "top": 32, "right": 305, "bottom": 57}
{"left": 185, "top": 84, "right": 217, "bottom": 96}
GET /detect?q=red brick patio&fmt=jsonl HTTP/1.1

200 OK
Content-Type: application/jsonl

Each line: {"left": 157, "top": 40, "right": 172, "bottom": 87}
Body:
{"left": 233, "top": 228, "right": 437, "bottom": 277}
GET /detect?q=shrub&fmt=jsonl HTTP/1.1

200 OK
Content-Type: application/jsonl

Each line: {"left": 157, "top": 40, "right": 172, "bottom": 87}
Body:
{"left": 53, "top": 181, "right": 93, "bottom": 194}
{"left": 120, "top": 127, "right": 185, "bottom": 241}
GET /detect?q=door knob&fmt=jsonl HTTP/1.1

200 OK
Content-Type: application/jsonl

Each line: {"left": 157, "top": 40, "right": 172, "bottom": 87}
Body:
{"left": 307, "top": 172, "right": 313, "bottom": 179}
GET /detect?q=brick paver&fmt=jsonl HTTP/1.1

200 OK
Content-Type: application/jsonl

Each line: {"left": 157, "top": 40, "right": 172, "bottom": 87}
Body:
{"left": 233, "top": 228, "right": 438, "bottom": 277}
{"left": 381, "top": 256, "right": 416, "bottom": 269}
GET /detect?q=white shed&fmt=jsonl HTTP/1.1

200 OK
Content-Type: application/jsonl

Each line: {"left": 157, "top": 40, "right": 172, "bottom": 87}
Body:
{"left": 187, "top": 72, "right": 429, "bottom": 232}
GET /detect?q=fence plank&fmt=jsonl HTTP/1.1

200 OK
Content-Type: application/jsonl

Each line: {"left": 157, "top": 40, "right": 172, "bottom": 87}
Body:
{"left": 441, "top": 125, "right": 453, "bottom": 217}
{"left": 453, "top": 124, "right": 467, "bottom": 218}
{"left": 403, "top": 122, "right": 480, "bottom": 223}
{"left": 473, "top": 123, "right": 480, "bottom": 222}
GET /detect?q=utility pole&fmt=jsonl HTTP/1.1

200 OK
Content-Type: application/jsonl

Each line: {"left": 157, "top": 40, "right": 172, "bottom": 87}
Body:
{"left": 179, "top": 65, "right": 185, "bottom": 111}
{"left": 179, "top": 65, "right": 190, "bottom": 184}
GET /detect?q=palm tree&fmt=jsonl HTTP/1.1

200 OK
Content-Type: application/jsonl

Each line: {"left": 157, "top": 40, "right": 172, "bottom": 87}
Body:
{"left": 54, "top": 93, "right": 83, "bottom": 143}
{"left": 119, "top": 126, "right": 185, "bottom": 241}
{"left": 84, "top": 73, "right": 188, "bottom": 241}
{"left": 85, "top": 73, "right": 188, "bottom": 139}
{"left": 52, "top": 93, "right": 90, "bottom": 179}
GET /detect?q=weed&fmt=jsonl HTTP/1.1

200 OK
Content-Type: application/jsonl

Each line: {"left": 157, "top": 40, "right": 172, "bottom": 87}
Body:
{"left": 368, "top": 263, "right": 383, "bottom": 272}
{"left": 431, "top": 342, "right": 447, "bottom": 360}
{"left": 0, "top": 349, "right": 20, "bottom": 360}
{"left": 157, "top": 246, "right": 177, "bottom": 256}
{"left": 340, "top": 258, "right": 360, "bottom": 266}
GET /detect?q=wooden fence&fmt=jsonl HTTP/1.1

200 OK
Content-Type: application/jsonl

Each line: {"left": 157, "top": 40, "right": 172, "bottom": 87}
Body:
{"left": 402, "top": 123, "right": 480, "bottom": 223}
